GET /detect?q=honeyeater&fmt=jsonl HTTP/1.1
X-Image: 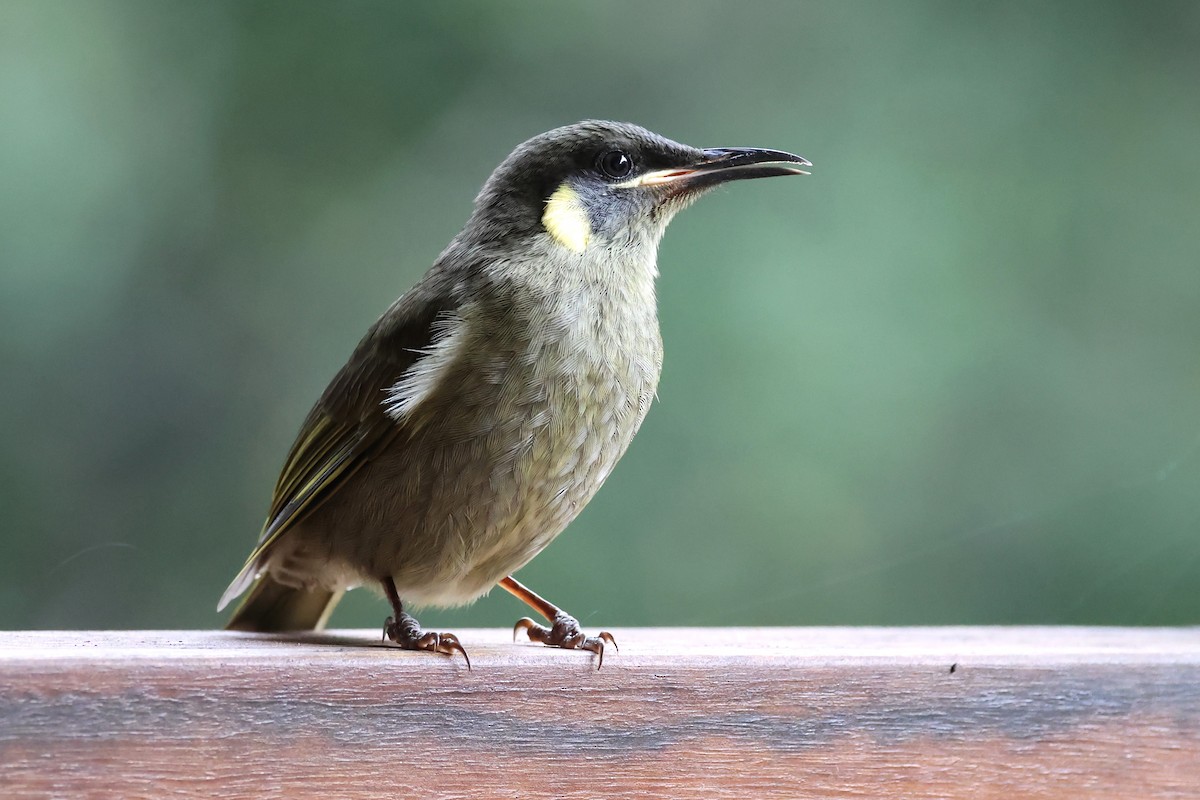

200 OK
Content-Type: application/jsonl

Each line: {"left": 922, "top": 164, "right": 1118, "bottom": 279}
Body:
{"left": 219, "top": 120, "right": 809, "bottom": 666}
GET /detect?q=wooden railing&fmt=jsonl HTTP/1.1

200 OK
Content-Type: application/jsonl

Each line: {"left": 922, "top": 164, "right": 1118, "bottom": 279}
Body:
{"left": 2, "top": 627, "right": 1198, "bottom": 798}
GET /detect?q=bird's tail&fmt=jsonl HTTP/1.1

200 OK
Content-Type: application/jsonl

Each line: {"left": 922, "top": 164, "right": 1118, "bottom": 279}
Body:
{"left": 224, "top": 575, "right": 343, "bottom": 632}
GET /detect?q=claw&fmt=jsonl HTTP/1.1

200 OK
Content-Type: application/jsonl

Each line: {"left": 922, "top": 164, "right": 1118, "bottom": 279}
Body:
{"left": 580, "top": 636, "right": 604, "bottom": 669}
{"left": 436, "top": 633, "right": 471, "bottom": 670}
{"left": 577, "top": 631, "right": 620, "bottom": 669}
{"left": 513, "top": 617, "right": 536, "bottom": 642}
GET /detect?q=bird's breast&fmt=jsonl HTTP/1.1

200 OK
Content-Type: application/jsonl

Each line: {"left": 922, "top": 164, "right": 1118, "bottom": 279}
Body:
{"left": 425, "top": 279, "right": 662, "bottom": 591}
{"left": 485, "top": 282, "right": 663, "bottom": 509}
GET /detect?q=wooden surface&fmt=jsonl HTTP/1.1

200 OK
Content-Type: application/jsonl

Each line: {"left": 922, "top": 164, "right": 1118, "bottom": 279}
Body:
{"left": 2, "top": 627, "right": 1199, "bottom": 799}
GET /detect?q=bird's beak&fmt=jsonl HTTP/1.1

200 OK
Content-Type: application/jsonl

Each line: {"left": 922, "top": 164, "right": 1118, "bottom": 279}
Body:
{"left": 623, "top": 147, "right": 811, "bottom": 190}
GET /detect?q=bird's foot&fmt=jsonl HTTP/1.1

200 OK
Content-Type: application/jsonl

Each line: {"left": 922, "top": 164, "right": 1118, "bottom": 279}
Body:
{"left": 382, "top": 612, "right": 470, "bottom": 669}
{"left": 513, "top": 612, "right": 617, "bottom": 669}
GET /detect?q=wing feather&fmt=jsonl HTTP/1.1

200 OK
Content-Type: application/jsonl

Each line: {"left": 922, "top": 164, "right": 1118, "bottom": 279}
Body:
{"left": 218, "top": 276, "right": 459, "bottom": 610}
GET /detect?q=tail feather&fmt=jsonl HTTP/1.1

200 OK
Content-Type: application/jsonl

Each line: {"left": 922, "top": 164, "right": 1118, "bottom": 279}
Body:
{"left": 224, "top": 575, "right": 343, "bottom": 632}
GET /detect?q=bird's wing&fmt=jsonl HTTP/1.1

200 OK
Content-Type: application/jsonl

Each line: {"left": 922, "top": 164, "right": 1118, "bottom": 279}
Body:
{"left": 218, "top": 279, "right": 458, "bottom": 609}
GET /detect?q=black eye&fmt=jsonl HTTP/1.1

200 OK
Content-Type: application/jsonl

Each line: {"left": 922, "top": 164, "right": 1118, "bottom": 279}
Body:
{"left": 597, "top": 150, "right": 634, "bottom": 180}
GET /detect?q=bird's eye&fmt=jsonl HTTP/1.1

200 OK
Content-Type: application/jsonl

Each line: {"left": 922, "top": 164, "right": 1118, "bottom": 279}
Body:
{"left": 597, "top": 150, "right": 634, "bottom": 180}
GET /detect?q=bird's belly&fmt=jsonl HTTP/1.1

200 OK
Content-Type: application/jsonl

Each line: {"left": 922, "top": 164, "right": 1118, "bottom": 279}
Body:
{"left": 422, "top": 358, "right": 656, "bottom": 604}
{"left": 309, "top": 331, "right": 661, "bottom": 606}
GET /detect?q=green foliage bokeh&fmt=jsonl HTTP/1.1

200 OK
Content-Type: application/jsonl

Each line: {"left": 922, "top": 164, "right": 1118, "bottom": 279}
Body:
{"left": 3, "top": 0, "right": 1199, "bottom": 630}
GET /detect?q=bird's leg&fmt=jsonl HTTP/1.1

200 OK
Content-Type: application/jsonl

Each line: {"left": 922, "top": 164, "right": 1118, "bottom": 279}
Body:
{"left": 500, "top": 575, "right": 617, "bottom": 669}
{"left": 380, "top": 576, "right": 470, "bottom": 669}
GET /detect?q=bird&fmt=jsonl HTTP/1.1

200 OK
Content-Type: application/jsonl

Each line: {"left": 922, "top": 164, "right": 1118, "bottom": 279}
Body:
{"left": 218, "top": 120, "right": 809, "bottom": 667}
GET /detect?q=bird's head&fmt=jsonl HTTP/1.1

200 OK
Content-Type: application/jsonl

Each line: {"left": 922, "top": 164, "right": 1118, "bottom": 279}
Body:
{"left": 468, "top": 120, "right": 810, "bottom": 255}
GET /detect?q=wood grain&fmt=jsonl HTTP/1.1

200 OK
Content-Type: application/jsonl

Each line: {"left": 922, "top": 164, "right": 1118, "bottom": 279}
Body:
{"left": 2, "top": 627, "right": 1198, "bottom": 799}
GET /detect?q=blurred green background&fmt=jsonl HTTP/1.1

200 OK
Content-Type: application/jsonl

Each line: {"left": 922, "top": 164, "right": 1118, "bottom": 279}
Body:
{"left": 3, "top": 0, "right": 1199, "bottom": 632}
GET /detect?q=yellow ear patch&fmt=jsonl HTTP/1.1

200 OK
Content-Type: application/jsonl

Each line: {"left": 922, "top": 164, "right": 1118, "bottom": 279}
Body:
{"left": 542, "top": 183, "right": 591, "bottom": 252}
